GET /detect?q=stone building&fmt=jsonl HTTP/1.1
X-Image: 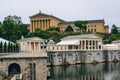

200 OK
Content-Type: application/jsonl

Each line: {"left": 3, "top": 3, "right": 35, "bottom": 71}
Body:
{"left": 103, "top": 40, "right": 120, "bottom": 62}
{"left": 29, "top": 12, "right": 109, "bottom": 33}
{"left": 47, "top": 34, "right": 104, "bottom": 65}
{"left": 17, "top": 37, "right": 46, "bottom": 53}
{"left": 29, "top": 12, "right": 64, "bottom": 32}
{"left": 0, "top": 53, "right": 47, "bottom": 80}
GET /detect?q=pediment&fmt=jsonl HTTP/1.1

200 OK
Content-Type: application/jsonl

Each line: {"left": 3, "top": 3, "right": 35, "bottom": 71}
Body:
{"left": 30, "top": 13, "right": 50, "bottom": 19}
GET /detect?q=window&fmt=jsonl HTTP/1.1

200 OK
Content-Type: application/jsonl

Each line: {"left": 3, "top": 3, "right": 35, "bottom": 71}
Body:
{"left": 94, "top": 29, "right": 96, "bottom": 32}
{"left": 29, "top": 63, "right": 36, "bottom": 80}
{"left": 94, "top": 25, "right": 96, "bottom": 27}
{"left": 91, "top": 29, "right": 93, "bottom": 32}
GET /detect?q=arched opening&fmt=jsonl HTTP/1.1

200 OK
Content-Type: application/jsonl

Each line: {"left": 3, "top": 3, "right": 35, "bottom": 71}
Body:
{"left": 8, "top": 63, "right": 21, "bottom": 76}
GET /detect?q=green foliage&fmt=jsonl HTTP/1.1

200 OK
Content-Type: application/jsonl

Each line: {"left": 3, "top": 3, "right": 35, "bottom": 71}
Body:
{"left": 0, "top": 41, "right": 3, "bottom": 53}
{"left": 0, "top": 15, "right": 29, "bottom": 42}
{"left": 74, "top": 21, "right": 88, "bottom": 32}
{"left": 104, "top": 34, "right": 120, "bottom": 44}
{"left": 111, "top": 25, "right": 119, "bottom": 34}
{"left": 4, "top": 42, "right": 7, "bottom": 53}
{"left": 32, "top": 28, "right": 49, "bottom": 39}
{"left": 46, "top": 27, "right": 60, "bottom": 32}
{"left": 64, "top": 25, "right": 74, "bottom": 32}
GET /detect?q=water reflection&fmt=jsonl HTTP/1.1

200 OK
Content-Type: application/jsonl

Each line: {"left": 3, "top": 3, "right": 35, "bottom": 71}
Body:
{"left": 49, "top": 62, "right": 120, "bottom": 80}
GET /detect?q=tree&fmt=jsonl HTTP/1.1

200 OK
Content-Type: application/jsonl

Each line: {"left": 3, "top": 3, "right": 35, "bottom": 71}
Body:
{"left": 1, "top": 15, "right": 29, "bottom": 42}
{"left": 0, "top": 41, "right": 3, "bottom": 53}
{"left": 4, "top": 42, "right": 7, "bottom": 53}
{"left": 74, "top": 21, "right": 88, "bottom": 32}
{"left": 111, "top": 25, "right": 118, "bottom": 34}
{"left": 64, "top": 25, "right": 74, "bottom": 32}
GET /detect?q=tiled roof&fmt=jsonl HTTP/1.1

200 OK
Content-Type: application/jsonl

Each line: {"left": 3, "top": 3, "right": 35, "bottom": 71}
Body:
{"left": 59, "top": 19, "right": 104, "bottom": 25}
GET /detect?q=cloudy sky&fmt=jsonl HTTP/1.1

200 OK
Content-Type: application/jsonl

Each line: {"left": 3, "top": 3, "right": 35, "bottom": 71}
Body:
{"left": 0, "top": 0, "right": 120, "bottom": 27}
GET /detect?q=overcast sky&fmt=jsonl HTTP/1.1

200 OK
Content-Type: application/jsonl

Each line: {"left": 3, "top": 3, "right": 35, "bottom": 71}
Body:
{"left": 0, "top": 0, "right": 120, "bottom": 27}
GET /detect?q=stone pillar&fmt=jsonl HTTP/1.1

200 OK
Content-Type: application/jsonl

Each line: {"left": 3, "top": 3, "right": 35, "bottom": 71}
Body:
{"left": 41, "top": 20, "right": 43, "bottom": 30}
{"left": 88, "top": 40, "right": 90, "bottom": 50}
{"left": 43, "top": 20, "right": 45, "bottom": 30}
{"left": 30, "top": 21, "right": 33, "bottom": 32}
{"left": 97, "top": 40, "right": 99, "bottom": 50}
{"left": 38, "top": 20, "right": 40, "bottom": 28}
{"left": 91, "top": 40, "right": 93, "bottom": 50}
{"left": 47, "top": 20, "right": 49, "bottom": 29}
{"left": 36, "top": 20, "right": 38, "bottom": 29}
{"left": 38, "top": 42, "right": 41, "bottom": 52}
{"left": 40, "top": 20, "right": 42, "bottom": 30}
{"left": 46, "top": 20, "right": 47, "bottom": 29}
{"left": 94, "top": 40, "right": 96, "bottom": 50}
{"left": 81, "top": 40, "right": 83, "bottom": 50}
{"left": 84, "top": 40, "right": 86, "bottom": 50}
{"left": 49, "top": 19, "right": 50, "bottom": 28}
{"left": 34, "top": 21, "right": 36, "bottom": 32}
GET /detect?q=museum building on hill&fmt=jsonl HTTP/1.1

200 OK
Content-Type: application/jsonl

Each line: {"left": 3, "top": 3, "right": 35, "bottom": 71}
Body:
{"left": 29, "top": 12, "right": 109, "bottom": 33}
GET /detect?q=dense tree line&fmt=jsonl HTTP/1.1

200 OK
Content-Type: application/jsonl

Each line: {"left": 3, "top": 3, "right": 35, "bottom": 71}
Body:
{"left": 0, "top": 42, "right": 19, "bottom": 53}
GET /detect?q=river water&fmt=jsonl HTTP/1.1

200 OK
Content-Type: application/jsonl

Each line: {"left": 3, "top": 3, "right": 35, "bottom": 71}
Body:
{"left": 49, "top": 62, "right": 120, "bottom": 80}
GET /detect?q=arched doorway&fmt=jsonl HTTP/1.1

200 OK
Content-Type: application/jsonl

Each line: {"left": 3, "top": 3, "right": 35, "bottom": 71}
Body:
{"left": 8, "top": 63, "right": 21, "bottom": 76}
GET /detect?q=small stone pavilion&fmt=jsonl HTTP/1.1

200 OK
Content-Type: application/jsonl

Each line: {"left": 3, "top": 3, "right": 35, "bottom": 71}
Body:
{"left": 0, "top": 37, "right": 48, "bottom": 80}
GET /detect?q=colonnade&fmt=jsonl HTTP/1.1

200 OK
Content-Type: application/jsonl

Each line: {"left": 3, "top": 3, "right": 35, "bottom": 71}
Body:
{"left": 27, "top": 42, "right": 41, "bottom": 53}
{"left": 30, "top": 19, "right": 50, "bottom": 32}
{"left": 79, "top": 40, "right": 102, "bottom": 50}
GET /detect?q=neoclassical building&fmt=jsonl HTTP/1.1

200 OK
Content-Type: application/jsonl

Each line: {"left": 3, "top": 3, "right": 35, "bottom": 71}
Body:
{"left": 17, "top": 37, "right": 46, "bottom": 53}
{"left": 47, "top": 34, "right": 104, "bottom": 65}
{"left": 29, "top": 12, "right": 109, "bottom": 33}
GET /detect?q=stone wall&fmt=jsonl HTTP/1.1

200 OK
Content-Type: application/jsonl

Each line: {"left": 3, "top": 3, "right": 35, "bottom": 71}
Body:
{"left": 0, "top": 57, "right": 47, "bottom": 80}
{"left": 48, "top": 51, "right": 104, "bottom": 66}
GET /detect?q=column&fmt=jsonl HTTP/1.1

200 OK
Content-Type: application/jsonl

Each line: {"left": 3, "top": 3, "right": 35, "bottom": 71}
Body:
{"left": 41, "top": 20, "right": 43, "bottom": 30}
{"left": 43, "top": 20, "right": 45, "bottom": 30}
{"left": 97, "top": 40, "right": 99, "bottom": 50}
{"left": 30, "top": 21, "right": 33, "bottom": 32}
{"left": 94, "top": 40, "right": 96, "bottom": 50}
{"left": 47, "top": 20, "right": 49, "bottom": 29}
{"left": 81, "top": 40, "right": 83, "bottom": 50}
{"left": 34, "top": 21, "right": 36, "bottom": 32}
{"left": 84, "top": 40, "right": 86, "bottom": 50}
{"left": 49, "top": 19, "right": 50, "bottom": 28}
{"left": 91, "top": 41, "right": 93, "bottom": 50}
{"left": 28, "top": 42, "right": 31, "bottom": 52}
{"left": 38, "top": 20, "right": 39, "bottom": 28}
{"left": 46, "top": 20, "right": 47, "bottom": 29}
{"left": 88, "top": 40, "right": 89, "bottom": 50}
{"left": 40, "top": 20, "right": 42, "bottom": 29}
{"left": 36, "top": 20, "right": 38, "bottom": 29}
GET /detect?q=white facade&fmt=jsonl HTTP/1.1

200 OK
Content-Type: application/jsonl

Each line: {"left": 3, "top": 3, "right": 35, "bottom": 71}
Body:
{"left": 47, "top": 34, "right": 104, "bottom": 65}
{"left": 17, "top": 37, "right": 46, "bottom": 53}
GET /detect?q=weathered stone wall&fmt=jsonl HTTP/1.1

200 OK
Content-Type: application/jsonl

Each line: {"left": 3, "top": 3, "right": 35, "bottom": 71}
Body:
{"left": 48, "top": 51, "right": 104, "bottom": 65}
{"left": 0, "top": 57, "right": 47, "bottom": 80}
